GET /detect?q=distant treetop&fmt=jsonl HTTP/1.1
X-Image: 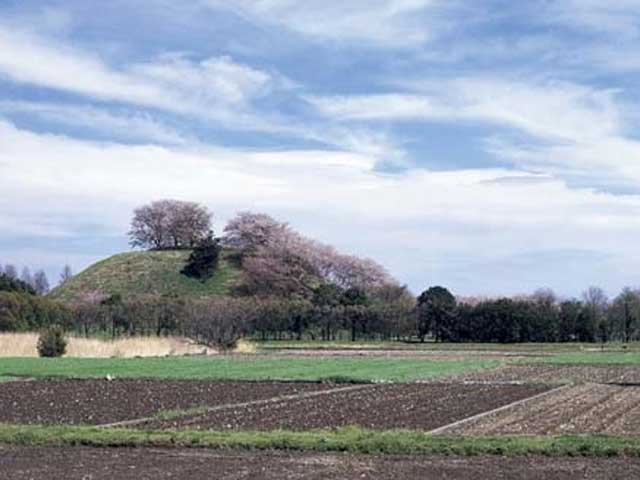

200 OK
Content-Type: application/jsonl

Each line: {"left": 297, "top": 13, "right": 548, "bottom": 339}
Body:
{"left": 0, "top": 272, "right": 36, "bottom": 295}
{"left": 129, "top": 199, "right": 212, "bottom": 250}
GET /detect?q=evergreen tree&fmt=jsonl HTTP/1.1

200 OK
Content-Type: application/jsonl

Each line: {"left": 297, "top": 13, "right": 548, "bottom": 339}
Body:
{"left": 181, "top": 232, "right": 222, "bottom": 281}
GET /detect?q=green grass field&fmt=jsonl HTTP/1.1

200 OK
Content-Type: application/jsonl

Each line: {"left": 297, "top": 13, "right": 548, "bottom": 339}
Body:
{"left": 0, "top": 357, "right": 495, "bottom": 382}
{"left": 49, "top": 250, "right": 240, "bottom": 301}
{"left": 0, "top": 424, "right": 637, "bottom": 457}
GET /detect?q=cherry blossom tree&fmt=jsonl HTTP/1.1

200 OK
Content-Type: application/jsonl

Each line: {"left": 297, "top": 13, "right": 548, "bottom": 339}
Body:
{"left": 129, "top": 199, "right": 212, "bottom": 250}
{"left": 222, "top": 211, "right": 398, "bottom": 297}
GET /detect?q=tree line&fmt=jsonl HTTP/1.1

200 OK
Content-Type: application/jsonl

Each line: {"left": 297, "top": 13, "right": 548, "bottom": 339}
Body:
{"left": 3, "top": 278, "right": 640, "bottom": 346}
{"left": 1, "top": 263, "right": 73, "bottom": 295}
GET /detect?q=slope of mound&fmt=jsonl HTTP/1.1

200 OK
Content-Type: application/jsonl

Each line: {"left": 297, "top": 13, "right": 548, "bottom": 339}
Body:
{"left": 49, "top": 250, "right": 240, "bottom": 302}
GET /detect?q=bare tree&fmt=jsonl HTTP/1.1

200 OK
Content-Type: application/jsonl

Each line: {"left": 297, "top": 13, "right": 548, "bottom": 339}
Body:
{"left": 582, "top": 286, "right": 609, "bottom": 341}
{"left": 582, "top": 286, "right": 608, "bottom": 316}
{"left": 20, "top": 267, "right": 33, "bottom": 287}
{"left": 33, "top": 270, "right": 50, "bottom": 295}
{"left": 129, "top": 199, "right": 212, "bottom": 250}
{"left": 60, "top": 265, "right": 73, "bottom": 285}
{"left": 3, "top": 264, "right": 17, "bottom": 279}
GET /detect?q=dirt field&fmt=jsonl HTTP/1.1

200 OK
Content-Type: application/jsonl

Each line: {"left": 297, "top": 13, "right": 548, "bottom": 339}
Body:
{"left": 446, "top": 383, "right": 640, "bottom": 435}
{"left": 1, "top": 447, "right": 639, "bottom": 480}
{"left": 454, "top": 364, "right": 640, "bottom": 384}
{"left": 0, "top": 379, "right": 334, "bottom": 425}
{"left": 270, "top": 348, "right": 543, "bottom": 361}
{"left": 145, "top": 383, "right": 550, "bottom": 431}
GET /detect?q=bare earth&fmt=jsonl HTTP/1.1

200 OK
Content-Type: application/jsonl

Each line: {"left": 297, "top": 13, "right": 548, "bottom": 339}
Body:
{"left": 445, "top": 383, "right": 640, "bottom": 435}
{"left": 267, "top": 348, "right": 543, "bottom": 361}
{"left": 0, "top": 379, "right": 334, "bottom": 425}
{"left": 144, "top": 383, "right": 550, "bottom": 431}
{"left": 454, "top": 364, "right": 640, "bottom": 384}
{"left": 2, "top": 447, "right": 640, "bottom": 480}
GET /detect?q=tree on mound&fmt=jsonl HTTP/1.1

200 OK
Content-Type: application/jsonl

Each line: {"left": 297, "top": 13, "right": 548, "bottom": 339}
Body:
{"left": 181, "top": 232, "right": 222, "bottom": 281}
{"left": 222, "top": 211, "right": 398, "bottom": 298}
{"left": 129, "top": 199, "right": 212, "bottom": 250}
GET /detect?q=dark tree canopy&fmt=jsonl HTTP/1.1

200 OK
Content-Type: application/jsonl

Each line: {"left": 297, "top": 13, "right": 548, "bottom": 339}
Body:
{"left": 417, "top": 286, "right": 457, "bottom": 342}
{"left": 129, "top": 199, "right": 212, "bottom": 250}
{"left": 0, "top": 273, "right": 36, "bottom": 295}
{"left": 181, "top": 232, "right": 222, "bottom": 281}
{"left": 341, "top": 287, "right": 370, "bottom": 307}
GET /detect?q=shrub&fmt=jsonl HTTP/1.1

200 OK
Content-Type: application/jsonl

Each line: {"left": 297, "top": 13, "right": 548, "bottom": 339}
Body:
{"left": 37, "top": 325, "right": 68, "bottom": 357}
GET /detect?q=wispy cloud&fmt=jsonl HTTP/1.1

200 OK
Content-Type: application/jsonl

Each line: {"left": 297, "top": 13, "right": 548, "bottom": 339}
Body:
{"left": 204, "top": 0, "right": 443, "bottom": 46}
{"left": 307, "top": 76, "right": 640, "bottom": 190}
{"left": 308, "top": 77, "right": 622, "bottom": 142}
{"left": 543, "top": 0, "right": 640, "bottom": 37}
{"left": 0, "top": 101, "right": 189, "bottom": 145}
{"left": 0, "top": 24, "right": 288, "bottom": 131}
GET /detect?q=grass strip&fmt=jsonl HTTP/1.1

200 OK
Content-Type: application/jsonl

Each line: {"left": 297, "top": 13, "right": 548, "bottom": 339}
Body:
{"left": 0, "top": 357, "right": 496, "bottom": 382}
{"left": 0, "top": 425, "right": 639, "bottom": 457}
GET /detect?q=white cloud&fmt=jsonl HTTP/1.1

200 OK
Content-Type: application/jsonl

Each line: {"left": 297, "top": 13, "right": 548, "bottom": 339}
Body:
{"left": 308, "top": 78, "right": 623, "bottom": 142}
{"left": 0, "top": 101, "right": 189, "bottom": 145}
{"left": 205, "top": 0, "right": 441, "bottom": 46}
{"left": 544, "top": 0, "right": 640, "bottom": 37}
{"left": 3, "top": 119, "right": 640, "bottom": 295}
{"left": 307, "top": 76, "right": 640, "bottom": 190}
{"left": 0, "top": 24, "right": 283, "bottom": 130}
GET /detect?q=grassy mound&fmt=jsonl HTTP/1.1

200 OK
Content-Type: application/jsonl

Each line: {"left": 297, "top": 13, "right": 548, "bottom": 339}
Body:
{"left": 49, "top": 250, "right": 240, "bottom": 302}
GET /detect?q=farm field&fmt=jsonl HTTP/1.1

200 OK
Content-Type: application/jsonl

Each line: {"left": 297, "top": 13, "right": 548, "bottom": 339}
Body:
{"left": 2, "top": 347, "right": 640, "bottom": 478}
{"left": 454, "top": 364, "right": 640, "bottom": 384}
{"left": 2, "top": 447, "right": 640, "bottom": 480}
{"left": 257, "top": 340, "right": 640, "bottom": 353}
{"left": 446, "top": 383, "right": 640, "bottom": 436}
{"left": 0, "top": 379, "right": 335, "bottom": 426}
{"left": 143, "top": 383, "right": 550, "bottom": 431}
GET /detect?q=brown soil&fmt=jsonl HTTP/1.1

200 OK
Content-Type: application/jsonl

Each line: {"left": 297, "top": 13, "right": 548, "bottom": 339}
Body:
{"left": 1, "top": 447, "right": 639, "bottom": 480}
{"left": 0, "top": 379, "right": 334, "bottom": 425}
{"left": 144, "top": 383, "right": 550, "bottom": 431}
{"left": 454, "top": 364, "right": 640, "bottom": 384}
{"left": 268, "top": 349, "right": 542, "bottom": 361}
{"left": 447, "top": 383, "right": 640, "bottom": 435}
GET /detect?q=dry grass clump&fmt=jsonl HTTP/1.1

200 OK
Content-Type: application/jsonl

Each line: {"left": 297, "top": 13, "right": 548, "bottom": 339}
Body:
{"left": 0, "top": 333, "right": 38, "bottom": 357}
{"left": 233, "top": 339, "right": 257, "bottom": 354}
{"left": 0, "top": 333, "right": 213, "bottom": 358}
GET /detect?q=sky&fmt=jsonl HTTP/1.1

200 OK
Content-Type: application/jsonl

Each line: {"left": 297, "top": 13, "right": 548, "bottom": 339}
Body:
{"left": 1, "top": 0, "right": 640, "bottom": 298}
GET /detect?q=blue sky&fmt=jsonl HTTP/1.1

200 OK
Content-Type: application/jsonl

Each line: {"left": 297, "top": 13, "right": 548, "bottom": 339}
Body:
{"left": 1, "top": 0, "right": 640, "bottom": 297}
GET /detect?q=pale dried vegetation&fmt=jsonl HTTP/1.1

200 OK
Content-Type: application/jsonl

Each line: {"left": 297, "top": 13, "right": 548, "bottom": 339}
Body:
{"left": 233, "top": 339, "right": 257, "bottom": 354}
{"left": 0, "top": 333, "right": 219, "bottom": 358}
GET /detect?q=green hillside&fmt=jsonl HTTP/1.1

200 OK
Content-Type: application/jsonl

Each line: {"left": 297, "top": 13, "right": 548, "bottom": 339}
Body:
{"left": 49, "top": 250, "right": 241, "bottom": 302}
